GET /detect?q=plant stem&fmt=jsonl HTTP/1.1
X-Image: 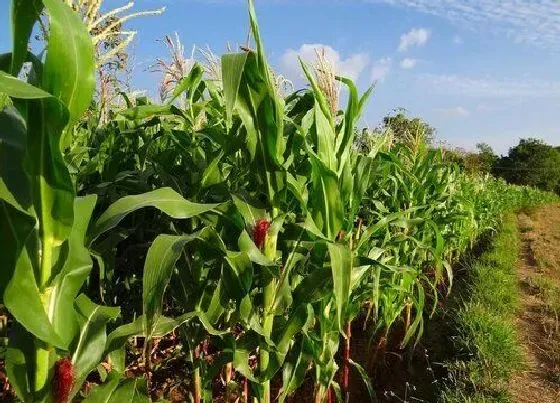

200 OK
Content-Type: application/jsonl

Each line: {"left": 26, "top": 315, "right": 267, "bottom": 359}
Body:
{"left": 260, "top": 279, "right": 274, "bottom": 403}
{"left": 143, "top": 338, "right": 152, "bottom": 387}
{"left": 194, "top": 367, "right": 201, "bottom": 403}
{"left": 193, "top": 344, "right": 201, "bottom": 403}
{"left": 314, "top": 382, "right": 325, "bottom": 403}
{"left": 225, "top": 362, "right": 233, "bottom": 402}
{"left": 341, "top": 320, "right": 352, "bottom": 402}
{"left": 243, "top": 377, "right": 249, "bottom": 403}
{"left": 36, "top": 239, "right": 54, "bottom": 397}
{"left": 341, "top": 235, "right": 354, "bottom": 402}
{"left": 259, "top": 233, "right": 277, "bottom": 403}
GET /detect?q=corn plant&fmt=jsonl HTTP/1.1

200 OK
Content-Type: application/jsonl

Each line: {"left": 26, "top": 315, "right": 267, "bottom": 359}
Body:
{"left": 2, "top": 1, "right": 558, "bottom": 403}
{"left": 0, "top": 1, "right": 113, "bottom": 401}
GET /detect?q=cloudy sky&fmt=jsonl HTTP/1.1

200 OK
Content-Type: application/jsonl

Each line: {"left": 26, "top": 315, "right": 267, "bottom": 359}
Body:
{"left": 1, "top": 0, "right": 560, "bottom": 154}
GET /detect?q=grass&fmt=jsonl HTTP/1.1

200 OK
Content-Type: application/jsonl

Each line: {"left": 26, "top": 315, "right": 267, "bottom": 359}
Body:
{"left": 440, "top": 213, "right": 523, "bottom": 402}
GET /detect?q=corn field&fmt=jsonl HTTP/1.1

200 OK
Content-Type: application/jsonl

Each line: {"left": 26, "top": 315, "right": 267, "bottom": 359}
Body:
{"left": 0, "top": 1, "right": 557, "bottom": 402}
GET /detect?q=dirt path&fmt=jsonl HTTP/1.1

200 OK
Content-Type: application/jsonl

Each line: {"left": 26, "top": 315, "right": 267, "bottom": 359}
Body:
{"left": 510, "top": 205, "right": 560, "bottom": 403}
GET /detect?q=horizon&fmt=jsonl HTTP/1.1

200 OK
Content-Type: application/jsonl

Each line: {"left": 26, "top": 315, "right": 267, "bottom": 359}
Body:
{"left": 1, "top": 0, "right": 559, "bottom": 155}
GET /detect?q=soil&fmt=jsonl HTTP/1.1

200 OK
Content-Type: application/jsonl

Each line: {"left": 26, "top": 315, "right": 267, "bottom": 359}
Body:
{"left": 510, "top": 205, "right": 560, "bottom": 402}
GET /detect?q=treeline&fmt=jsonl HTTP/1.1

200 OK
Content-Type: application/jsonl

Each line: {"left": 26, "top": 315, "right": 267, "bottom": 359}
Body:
{"left": 463, "top": 139, "right": 560, "bottom": 195}
{"left": 372, "top": 110, "right": 560, "bottom": 195}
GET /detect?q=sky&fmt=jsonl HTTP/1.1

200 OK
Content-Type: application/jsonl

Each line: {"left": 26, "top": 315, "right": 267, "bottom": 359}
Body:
{"left": 1, "top": 0, "right": 560, "bottom": 155}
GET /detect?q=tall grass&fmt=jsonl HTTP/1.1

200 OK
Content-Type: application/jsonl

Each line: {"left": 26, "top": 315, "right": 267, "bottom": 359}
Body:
{"left": 441, "top": 213, "right": 523, "bottom": 401}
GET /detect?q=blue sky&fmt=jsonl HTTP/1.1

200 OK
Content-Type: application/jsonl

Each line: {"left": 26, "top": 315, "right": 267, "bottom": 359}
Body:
{"left": 1, "top": 0, "right": 560, "bottom": 154}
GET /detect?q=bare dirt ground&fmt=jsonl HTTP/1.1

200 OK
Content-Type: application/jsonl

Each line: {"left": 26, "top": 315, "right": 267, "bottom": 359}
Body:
{"left": 511, "top": 205, "right": 560, "bottom": 403}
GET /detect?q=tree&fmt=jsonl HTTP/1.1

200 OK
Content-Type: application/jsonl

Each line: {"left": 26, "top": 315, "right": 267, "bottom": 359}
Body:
{"left": 463, "top": 143, "right": 498, "bottom": 174}
{"left": 494, "top": 138, "right": 560, "bottom": 193}
{"left": 382, "top": 108, "right": 436, "bottom": 148}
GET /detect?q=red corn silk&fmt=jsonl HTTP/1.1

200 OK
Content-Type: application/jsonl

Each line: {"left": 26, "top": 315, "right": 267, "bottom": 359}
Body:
{"left": 53, "top": 357, "right": 74, "bottom": 403}
{"left": 252, "top": 218, "right": 271, "bottom": 249}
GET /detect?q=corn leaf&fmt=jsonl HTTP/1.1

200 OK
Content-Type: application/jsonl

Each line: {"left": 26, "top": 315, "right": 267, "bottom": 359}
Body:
{"left": 71, "top": 294, "right": 120, "bottom": 400}
{"left": 82, "top": 370, "right": 121, "bottom": 403}
{"left": 143, "top": 234, "right": 192, "bottom": 340}
{"left": 42, "top": 0, "right": 95, "bottom": 125}
{"left": 90, "top": 187, "right": 221, "bottom": 241}
{"left": 4, "top": 247, "right": 65, "bottom": 348}
{"left": 10, "top": 0, "right": 43, "bottom": 76}
{"left": 221, "top": 52, "right": 248, "bottom": 128}
{"left": 309, "top": 156, "right": 344, "bottom": 239}
{"left": 4, "top": 324, "right": 34, "bottom": 402}
{"left": 49, "top": 195, "right": 98, "bottom": 347}
{"left": 107, "top": 377, "right": 150, "bottom": 403}
{"left": 328, "top": 243, "right": 353, "bottom": 332}
{"left": 0, "top": 70, "right": 50, "bottom": 99}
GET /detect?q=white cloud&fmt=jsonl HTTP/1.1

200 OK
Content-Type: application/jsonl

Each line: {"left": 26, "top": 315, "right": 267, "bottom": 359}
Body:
{"left": 434, "top": 106, "right": 470, "bottom": 117}
{"left": 400, "top": 58, "right": 417, "bottom": 69}
{"left": 452, "top": 35, "right": 463, "bottom": 44}
{"left": 398, "top": 28, "right": 430, "bottom": 52}
{"left": 421, "top": 74, "right": 560, "bottom": 98}
{"left": 372, "top": 0, "right": 560, "bottom": 49}
{"left": 370, "top": 57, "right": 392, "bottom": 82}
{"left": 279, "top": 44, "right": 370, "bottom": 82}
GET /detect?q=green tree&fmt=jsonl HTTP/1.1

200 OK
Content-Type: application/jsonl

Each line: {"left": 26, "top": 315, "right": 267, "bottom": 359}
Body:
{"left": 464, "top": 143, "right": 498, "bottom": 174}
{"left": 382, "top": 108, "right": 436, "bottom": 148}
{"left": 494, "top": 138, "right": 560, "bottom": 193}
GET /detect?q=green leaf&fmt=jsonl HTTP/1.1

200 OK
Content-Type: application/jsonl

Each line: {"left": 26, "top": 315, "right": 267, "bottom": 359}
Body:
{"left": 4, "top": 247, "right": 65, "bottom": 348}
{"left": 42, "top": 0, "right": 95, "bottom": 124}
{"left": 309, "top": 156, "right": 344, "bottom": 239}
{"left": 169, "top": 62, "right": 204, "bottom": 105}
{"left": 223, "top": 251, "right": 253, "bottom": 300}
{"left": 238, "top": 230, "right": 275, "bottom": 266}
{"left": 142, "top": 229, "right": 230, "bottom": 341}
{"left": 0, "top": 107, "right": 35, "bottom": 299}
{"left": 279, "top": 336, "right": 314, "bottom": 403}
{"left": 348, "top": 359, "right": 376, "bottom": 402}
{"left": 83, "top": 371, "right": 121, "bottom": 403}
{"left": 328, "top": 243, "right": 352, "bottom": 332}
{"left": 0, "top": 106, "right": 32, "bottom": 211}
{"left": 221, "top": 52, "right": 248, "bottom": 128}
{"left": 49, "top": 195, "right": 98, "bottom": 347}
{"left": 10, "top": 0, "right": 43, "bottom": 75}
{"left": 0, "top": 71, "right": 51, "bottom": 99}
{"left": 5, "top": 324, "right": 35, "bottom": 402}
{"left": 292, "top": 266, "right": 332, "bottom": 306}
{"left": 107, "top": 377, "right": 150, "bottom": 403}
{"left": 143, "top": 234, "right": 192, "bottom": 340}
{"left": 91, "top": 187, "right": 220, "bottom": 241}
{"left": 401, "top": 282, "right": 425, "bottom": 347}
{"left": 201, "top": 150, "right": 225, "bottom": 188}
{"left": 274, "top": 304, "right": 311, "bottom": 356}
{"left": 350, "top": 154, "right": 374, "bottom": 215}
{"left": 70, "top": 295, "right": 120, "bottom": 399}
{"left": 0, "top": 200, "right": 34, "bottom": 301}
{"left": 247, "top": 0, "right": 287, "bottom": 167}
{"left": 25, "top": 97, "right": 74, "bottom": 284}
{"left": 105, "top": 315, "right": 180, "bottom": 366}
{"left": 223, "top": 0, "right": 286, "bottom": 172}
{"left": 311, "top": 102, "right": 336, "bottom": 170}
{"left": 232, "top": 193, "right": 268, "bottom": 227}
{"left": 104, "top": 312, "right": 217, "bottom": 365}
{"left": 335, "top": 76, "right": 373, "bottom": 172}
{"left": 120, "top": 104, "right": 183, "bottom": 120}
